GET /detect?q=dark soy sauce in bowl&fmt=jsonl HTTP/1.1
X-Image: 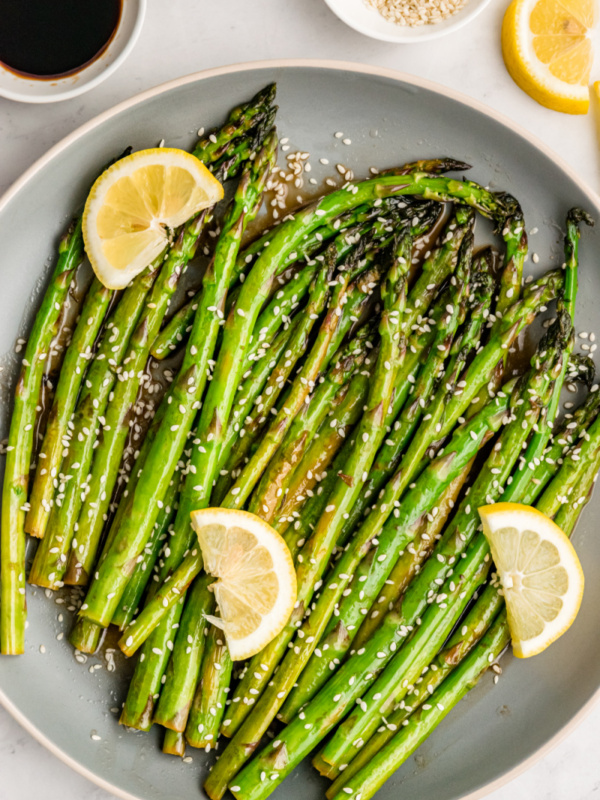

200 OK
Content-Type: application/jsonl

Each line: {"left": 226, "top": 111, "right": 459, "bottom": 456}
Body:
{"left": 0, "top": 0, "right": 122, "bottom": 80}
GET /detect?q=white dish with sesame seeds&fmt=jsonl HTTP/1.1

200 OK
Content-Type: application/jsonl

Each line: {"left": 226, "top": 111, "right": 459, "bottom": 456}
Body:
{"left": 323, "top": 0, "right": 493, "bottom": 42}
{"left": 1, "top": 60, "right": 600, "bottom": 800}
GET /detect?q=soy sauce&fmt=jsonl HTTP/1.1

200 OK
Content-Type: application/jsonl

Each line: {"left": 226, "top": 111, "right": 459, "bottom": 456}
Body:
{"left": 0, "top": 0, "right": 122, "bottom": 80}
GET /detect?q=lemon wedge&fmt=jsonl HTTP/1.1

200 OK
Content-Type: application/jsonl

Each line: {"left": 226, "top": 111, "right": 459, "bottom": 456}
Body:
{"left": 191, "top": 508, "right": 297, "bottom": 661}
{"left": 502, "top": 0, "right": 595, "bottom": 115}
{"left": 83, "top": 148, "right": 224, "bottom": 289}
{"left": 479, "top": 502, "right": 584, "bottom": 658}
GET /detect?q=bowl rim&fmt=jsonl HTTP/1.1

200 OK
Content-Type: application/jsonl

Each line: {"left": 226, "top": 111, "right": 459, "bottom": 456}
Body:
{"left": 0, "top": 0, "right": 147, "bottom": 104}
{"left": 1, "top": 58, "right": 600, "bottom": 800}
{"left": 322, "top": 0, "right": 494, "bottom": 43}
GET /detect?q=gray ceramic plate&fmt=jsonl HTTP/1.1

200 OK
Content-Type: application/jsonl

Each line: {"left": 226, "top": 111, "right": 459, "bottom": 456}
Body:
{"left": 1, "top": 60, "right": 599, "bottom": 800}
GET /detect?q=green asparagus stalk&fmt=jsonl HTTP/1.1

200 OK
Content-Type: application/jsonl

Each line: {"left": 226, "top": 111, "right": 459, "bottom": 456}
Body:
{"left": 274, "top": 248, "right": 508, "bottom": 722}
{"left": 116, "top": 251, "right": 372, "bottom": 659}
{"left": 32, "top": 208, "right": 218, "bottom": 588}
{"left": 25, "top": 277, "right": 113, "bottom": 539}
{"left": 28, "top": 261, "right": 162, "bottom": 589}
{"left": 219, "top": 214, "right": 499, "bottom": 739}
{"left": 520, "top": 388, "right": 600, "bottom": 506}
{"left": 184, "top": 623, "right": 233, "bottom": 750}
{"left": 212, "top": 259, "right": 384, "bottom": 506}
{"left": 273, "top": 370, "right": 371, "bottom": 528}
{"left": 119, "top": 599, "right": 184, "bottom": 730}
{"left": 150, "top": 200, "right": 394, "bottom": 361}
{"left": 150, "top": 164, "right": 459, "bottom": 362}
{"left": 537, "top": 406, "right": 600, "bottom": 519}
{"left": 496, "top": 203, "right": 527, "bottom": 314}
{"left": 273, "top": 225, "right": 481, "bottom": 549}
{"left": 193, "top": 83, "right": 276, "bottom": 163}
{"left": 78, "top": 131, "right": 277, "bottom": 629}
{"left": 507, "top": 208, "right": 592, "bottom": 500}
{"left": 153, "top": 574, "right": 215, "bottom": 731}
{"left": 1, "top": 219, "right": 84, "bottom": 652}
{"left": 162, "top": 730, "right": 186, "bottom": 757}
{"left": 218, "top": 320, "right": 556, "bottom": 797}
{"left": 111, "top": 475, "right": 180, "bottom": 630}
{"left": 333, "top": 223, "right": 482, "bottom": 548}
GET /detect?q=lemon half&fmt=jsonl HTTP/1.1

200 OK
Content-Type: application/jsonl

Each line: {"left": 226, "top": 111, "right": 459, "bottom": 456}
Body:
{"left": 191, "top": 508, "right": 297, "bottom": 661}
{"left": 502, "top": 0, "right": 595, "bottom": 115}
{"left": 479, "top": 502, "right": 584, "bottom": 658}
{"left": 83, "top": 148, "right": 223, "bottom": 289}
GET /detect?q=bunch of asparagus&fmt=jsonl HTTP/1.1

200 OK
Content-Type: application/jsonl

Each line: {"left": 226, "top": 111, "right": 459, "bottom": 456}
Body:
{"left": 1, "top": 82, "right": 597, "bottom": 800}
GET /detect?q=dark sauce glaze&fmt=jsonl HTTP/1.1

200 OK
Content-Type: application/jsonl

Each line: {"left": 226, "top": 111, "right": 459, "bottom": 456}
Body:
{"left": 0, "top": 0, "right": 121, "bottom": 80}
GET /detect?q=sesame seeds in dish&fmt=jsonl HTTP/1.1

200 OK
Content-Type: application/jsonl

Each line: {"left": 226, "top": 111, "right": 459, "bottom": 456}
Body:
{"left": 365, "top": 0, "right": 469, "bottom": 26}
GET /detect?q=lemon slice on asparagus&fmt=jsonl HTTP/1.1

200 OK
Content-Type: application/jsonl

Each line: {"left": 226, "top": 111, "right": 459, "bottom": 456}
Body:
{"left": 191, "top": 508, "right": 297, "bottom": 660}
{"left": 83, "top": 148, "right": 223, "bottom": 289}
{"left": 479, "top": 502, "right": 584, "bottom": 658}
{"left": 502, "top": 0, "right": 595, "bottom": 115}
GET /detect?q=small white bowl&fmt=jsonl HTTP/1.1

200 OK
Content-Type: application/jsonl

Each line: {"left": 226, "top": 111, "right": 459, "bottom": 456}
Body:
{"left": 0, "top": 0, "right": 146, "bottom": 104}
{"left": 324, "top": 0, "right": 492, "bottom": 42}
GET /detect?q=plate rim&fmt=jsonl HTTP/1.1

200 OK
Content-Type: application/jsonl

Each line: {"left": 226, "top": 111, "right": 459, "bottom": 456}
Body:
{"left": 1, "top": 57, "right": 599, "bottom": 800}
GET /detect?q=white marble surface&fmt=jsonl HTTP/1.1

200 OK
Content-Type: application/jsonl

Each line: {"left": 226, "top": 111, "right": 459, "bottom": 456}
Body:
{"left": 1, "top": 0, "right": 600, "bottom": 798}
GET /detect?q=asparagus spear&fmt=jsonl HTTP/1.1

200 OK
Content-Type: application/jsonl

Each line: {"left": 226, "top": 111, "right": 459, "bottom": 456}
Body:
{"left": 30, "top": 211, "right": 213, "bottom": 588}
{"left": 222, "top": 321, "right": 561, "bottom": 793}
{"left": 537, "top": 406, "right": 600, "bottom": 519}
{"left": 519, "top": 388, "right": 600, "bottom": 507}
{"left": 151, "top": 161, "right": 462, "bottom": 361}
{"left": 116, "top": 246, "right": 385, "bottom": 659}
{"left": 1, "top": 219, "right": 84, "bottom": 653}
{"left": 150, "top": 199, "right": 398, "bottom": 361}
{"left": 162, "top": 730, "right": 186, "bottom": 757}
{"left": 120, "top": 600, "right": 184, "bottom": 730}
{"left": 25, "top": 277, "right": 113, "bottom": 539}
{"left": 78, "top": 131, "right": 277, "bottom": 629}
{"left": 185, "top": 623, "right": 233, "bottom": 750}
{"left": 153, "top": 574, "right": 215, "bottom": 731}
{"left": 272, "top": 250, "right": 543, "bottom": 725}
{"left": 28, "top": 260, "right": 160, "bottom": 590}
{"left": 28, "top": 114, "right": 272, "bottom": 591}
{"left": 192, "top": 84, "right": 276, "bottom": 163}
{"left": 333, "top": 223, "right": 483, "bottom": 548}
{"left": 507, "top": 208, "right": 592, "bottom": 500}
{"left": 212, "top": 258, "right": 384, "bottom": 506}
{"left": 111, "top": 475, "right": 180, "bottom": 630}
{"left": 496, "top": 204, "right": 527, "bottom": 314}
{"left": 273, "top": 226, "right": 482, "bottom": 551}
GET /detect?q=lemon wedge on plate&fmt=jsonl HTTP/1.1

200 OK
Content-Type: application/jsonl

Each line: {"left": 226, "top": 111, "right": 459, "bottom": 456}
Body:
{"left": 83, "top": 148, "right": 223, "bottom": 290}
{"left": 479, "top": 502, "right": 584, "bottom": 658}
{"left": 502, "top": 0, "right": 596, "bottom": 114}
{"left": 191, "top": 508, "right": 297, "bottom": 661}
